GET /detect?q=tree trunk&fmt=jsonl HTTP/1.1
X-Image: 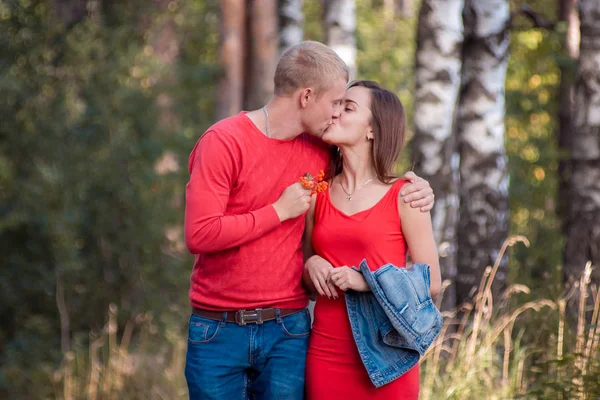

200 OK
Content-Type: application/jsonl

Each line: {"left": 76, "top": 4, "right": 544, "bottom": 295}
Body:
{"left": 217, "top": 0, "right": 246, "bottom": 120}
{"left": 556, "top": 0, "right": 580, "bottom": 236}
{"left": 53, "top": 0, "right": 86, "bottom": 27}
{"left": 279, "top": 0, "right": 304, "bottom": 56}
{"left": 564, "top": 0, "right": 600, "bottom": 283}
{"left": 397, "top": 0, "right": 413, "bottom": 18}
{"left": 323, "top": 0, "right": 356, "bottom": 80}
{"left": 455, "top": 0, "right": 510, "bottom": 305}
{"left": 245, "top": 0, "right": 278, "bottom": 110}
{"left": 384, "top": 0, "right": 413, "bottom": 19}
{"left": 411, "top": 0, "right": 464, "bottom": 311}
{"left": 152, "top": 0, "right": 180, "bottom": 130}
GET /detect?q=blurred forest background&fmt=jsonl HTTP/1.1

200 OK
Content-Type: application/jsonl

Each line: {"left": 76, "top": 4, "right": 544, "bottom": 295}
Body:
{"left": 1, "top": 0, "right": 599, "bottom": 398}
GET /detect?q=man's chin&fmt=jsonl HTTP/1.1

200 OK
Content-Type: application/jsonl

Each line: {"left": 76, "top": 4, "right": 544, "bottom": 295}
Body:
{"left": 322, "top": 123, "right": 336, "bottom": 136}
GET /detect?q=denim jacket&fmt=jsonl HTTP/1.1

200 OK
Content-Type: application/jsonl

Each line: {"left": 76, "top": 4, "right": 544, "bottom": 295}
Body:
{"left": 344, "top": 260, "right": 443, "bottom": 387}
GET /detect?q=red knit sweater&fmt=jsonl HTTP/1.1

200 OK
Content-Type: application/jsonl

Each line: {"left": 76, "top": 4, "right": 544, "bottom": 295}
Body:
{"left": 185, "top": 112, "right": 330, "bottom": 311}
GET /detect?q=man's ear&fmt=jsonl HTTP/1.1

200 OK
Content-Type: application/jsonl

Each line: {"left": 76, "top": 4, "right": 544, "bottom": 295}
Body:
{"left": 299, "top": 88, "right": 313, "bottom": 109}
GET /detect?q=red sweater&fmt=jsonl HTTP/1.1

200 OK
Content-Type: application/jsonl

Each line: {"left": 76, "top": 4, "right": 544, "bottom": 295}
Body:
{"left": 185, "top": 112, "right": 330, "bottom": 311}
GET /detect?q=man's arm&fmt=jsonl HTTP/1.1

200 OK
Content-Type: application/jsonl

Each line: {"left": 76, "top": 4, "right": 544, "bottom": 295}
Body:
{"left": 184, "top": 131, "right": 281, "bottom": 254}
{"left": 401, "top": 171, "right": 435, "bottom": 212}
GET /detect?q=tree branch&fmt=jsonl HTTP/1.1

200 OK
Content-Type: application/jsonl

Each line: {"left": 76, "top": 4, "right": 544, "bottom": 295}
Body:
{"left": 508, "top": 4, "right": 556, "bottom": 31}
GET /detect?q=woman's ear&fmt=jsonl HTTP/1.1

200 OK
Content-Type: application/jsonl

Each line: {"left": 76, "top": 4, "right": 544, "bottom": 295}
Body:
{"left": 367, "top": 129, "right": 374, "bottom": 141}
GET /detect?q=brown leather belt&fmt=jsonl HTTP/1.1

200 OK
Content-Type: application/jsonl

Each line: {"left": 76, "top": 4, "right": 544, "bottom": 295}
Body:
{"left": 192, "top": 307, "right": 304, "bottom": 326}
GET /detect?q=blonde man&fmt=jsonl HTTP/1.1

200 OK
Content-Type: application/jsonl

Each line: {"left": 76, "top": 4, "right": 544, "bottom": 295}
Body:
{"left": 184, "top": 41, "right": 434, "bottom": 400}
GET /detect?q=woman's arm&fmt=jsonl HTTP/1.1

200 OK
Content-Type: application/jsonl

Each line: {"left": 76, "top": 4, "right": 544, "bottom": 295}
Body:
{"left": 397, "top": 190, "right": 442, "bottom": 297}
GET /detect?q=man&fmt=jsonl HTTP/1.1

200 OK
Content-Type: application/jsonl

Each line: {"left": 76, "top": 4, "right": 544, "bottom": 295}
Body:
{"left": 184, "top": 41, "right": 434, "bottom": 399}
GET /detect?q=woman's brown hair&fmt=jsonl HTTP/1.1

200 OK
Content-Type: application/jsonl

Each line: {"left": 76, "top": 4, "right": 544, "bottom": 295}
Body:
{"left": 328, "top": 80, "right": 406, "bottom": 183}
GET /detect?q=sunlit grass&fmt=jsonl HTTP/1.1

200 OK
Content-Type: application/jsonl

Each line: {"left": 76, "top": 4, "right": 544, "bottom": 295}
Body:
{"left": 420, "top": 238, "right": 600, "bottom": 400}
{"left": 54, "top": 307, "right": 188, "bottom": 400}
{"left": 54, "top": 237, "right": 599, "bottom": 400}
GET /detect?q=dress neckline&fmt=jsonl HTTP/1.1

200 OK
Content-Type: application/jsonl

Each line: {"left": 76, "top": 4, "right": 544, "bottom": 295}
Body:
{"left": 325, "top": 179, "right": 403, "bottom": 218}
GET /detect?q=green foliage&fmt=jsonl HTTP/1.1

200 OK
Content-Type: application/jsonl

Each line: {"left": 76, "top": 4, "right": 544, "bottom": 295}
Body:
{"left": 505, "top": 1, "right": 571, "bottom": 292}
{"left": 0, "top": 0, "right": 218, "bottom": 397}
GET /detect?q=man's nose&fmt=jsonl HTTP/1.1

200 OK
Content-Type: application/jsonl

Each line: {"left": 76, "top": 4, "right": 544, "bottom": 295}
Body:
{"left": 332, "top": 107, "right": 341, "bottom": 119}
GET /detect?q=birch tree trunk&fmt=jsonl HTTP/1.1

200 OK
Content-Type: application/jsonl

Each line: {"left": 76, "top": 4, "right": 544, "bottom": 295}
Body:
{"left": 279, "top": 0, "right": 304, "bottom": 56}
{"left": 246, "top": 0, "right": 278, "bottom": 110}
{"left": 564, "top": 0, "right": 600, "bottom": 283}
{"left": 412, "top": 0, "right": 464, "bottom": 310}
{"left": 216, "top": 0, "right": 246, "bottom": 120}
{"left": 556, "top": 0, "right": 579, "bottom": 232}
{"left": 455, "top": 0, "right": 510, "bottom": 305}
{"left": 323, "top": 0, "right": 356, "bottom": 79}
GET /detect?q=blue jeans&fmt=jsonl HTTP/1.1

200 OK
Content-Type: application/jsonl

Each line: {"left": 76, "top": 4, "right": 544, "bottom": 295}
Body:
{"left": 185, "top": 308, "right": 311, "bottom": 400}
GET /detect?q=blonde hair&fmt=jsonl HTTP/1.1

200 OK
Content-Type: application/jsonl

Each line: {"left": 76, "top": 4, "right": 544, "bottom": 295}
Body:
{"left": 274, "top": 41, "right": 349, "bottom": 97}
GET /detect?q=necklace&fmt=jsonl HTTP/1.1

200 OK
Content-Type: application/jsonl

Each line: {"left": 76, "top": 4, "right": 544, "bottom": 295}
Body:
{"left": 262, "top": 105, "right": 271, "bottom": 138}
{"left": 339, "top": 177, "right": 374, "bottom": 201}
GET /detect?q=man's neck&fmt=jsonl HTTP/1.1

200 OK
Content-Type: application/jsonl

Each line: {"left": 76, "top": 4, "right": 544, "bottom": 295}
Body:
{"left": 246, "top": 97, "right": 304, "bottom": 141}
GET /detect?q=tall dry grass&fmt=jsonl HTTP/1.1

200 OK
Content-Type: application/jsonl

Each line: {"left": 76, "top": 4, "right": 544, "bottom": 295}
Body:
{"left": 53, "top": 236, "right": 599, "bottom": 399}
{"left": 420, "top": 237, "right": 600, "bottom": 400}
{"left": 53, "top": 305, "right": 188, "bottom": 400}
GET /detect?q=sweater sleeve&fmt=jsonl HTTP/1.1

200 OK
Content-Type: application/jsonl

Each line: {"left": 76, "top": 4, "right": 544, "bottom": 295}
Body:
{"left": 184, "top": 131, "right": 281, "bottom": 254}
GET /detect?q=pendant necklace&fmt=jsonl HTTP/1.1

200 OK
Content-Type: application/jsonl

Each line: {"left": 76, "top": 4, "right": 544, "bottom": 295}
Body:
{"left": 340, "top": 177, "right": 374, "bottom": 201}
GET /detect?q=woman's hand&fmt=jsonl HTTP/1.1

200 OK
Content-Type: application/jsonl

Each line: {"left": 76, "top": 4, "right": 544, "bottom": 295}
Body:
{"left": 328, "top": 267, "right": 369, "bottom": 292}
{"left": 305, "top": 255, "right": 338, "bottom": 299}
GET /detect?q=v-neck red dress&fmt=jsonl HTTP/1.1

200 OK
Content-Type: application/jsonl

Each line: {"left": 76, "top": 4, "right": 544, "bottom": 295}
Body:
{"left": 305, "top": 179, "right": 419, "bottom": 399}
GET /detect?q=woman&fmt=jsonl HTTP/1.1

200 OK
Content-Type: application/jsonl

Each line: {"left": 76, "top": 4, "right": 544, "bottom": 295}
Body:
{"left": 303, "top": 81, "right": 442, "bottom": 399}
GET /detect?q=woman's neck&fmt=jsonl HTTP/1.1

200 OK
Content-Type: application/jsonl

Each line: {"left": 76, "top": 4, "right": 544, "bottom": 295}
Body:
{"left": 338, "top": 146, "right": 377, "bottom": 192}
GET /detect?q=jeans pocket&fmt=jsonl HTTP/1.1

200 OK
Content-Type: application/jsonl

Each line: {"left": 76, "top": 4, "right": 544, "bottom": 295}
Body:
{"left": 280, "top": 310, "right": 311, "bottom": 337}
{"left": 188, "top": 314, "right": 221, "bottom": 344}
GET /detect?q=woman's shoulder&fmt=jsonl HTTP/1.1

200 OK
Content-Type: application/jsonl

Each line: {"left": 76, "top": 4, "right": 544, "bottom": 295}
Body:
{"left": 389, "top": 177, "right": 408, "bottom": 186}
{"left": 391, "top": 178, "right": 413, "bottom": 212}
{"left": 388, "top": 177, "right": 409, "bottom": 193}
{"left": 377, "top": 178, "right": 408, "bottom": 211}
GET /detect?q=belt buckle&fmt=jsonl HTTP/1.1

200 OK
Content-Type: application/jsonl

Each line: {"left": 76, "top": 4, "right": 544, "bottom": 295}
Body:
{"left": 235, "top": 309, "right": 263, "bottom": 326}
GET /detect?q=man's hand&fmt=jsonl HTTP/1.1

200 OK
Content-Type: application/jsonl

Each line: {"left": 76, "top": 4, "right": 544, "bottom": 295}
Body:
{"left": 401, "top": 171, "right": 435, "bottom": 212}
{"left": 328, "top": 267, "right": 369, "bottom": 292}
{"left": 273, "top": 182, "right": 312, "bottom": 222}
{"left": 305, "top": 255, "right": 338, "bottom": 299}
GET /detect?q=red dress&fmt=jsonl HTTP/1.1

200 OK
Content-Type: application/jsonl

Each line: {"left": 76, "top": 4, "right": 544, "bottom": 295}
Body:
{"left": 305, "top": 179, "right": 419, "bottom": 400}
